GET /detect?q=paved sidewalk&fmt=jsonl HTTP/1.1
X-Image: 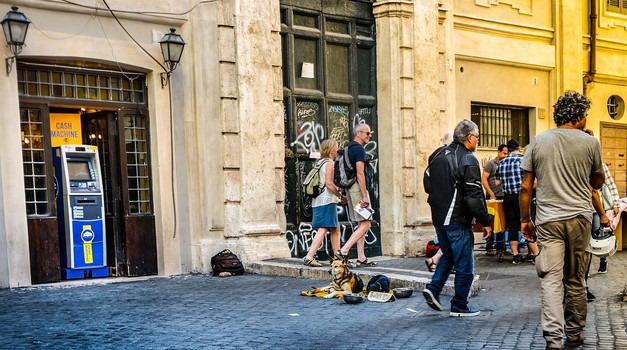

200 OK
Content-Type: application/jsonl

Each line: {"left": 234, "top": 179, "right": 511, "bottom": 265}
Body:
{"left": 1, "top": 251, "right": 625, "bottom": 349}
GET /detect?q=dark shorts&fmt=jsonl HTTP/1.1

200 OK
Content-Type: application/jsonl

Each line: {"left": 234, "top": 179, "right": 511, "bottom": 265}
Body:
{"left": 503, "top": 193, "right": 520, "bottom": 240}
{"left": 312, "top": 203, "right": 339, "bottom": 229}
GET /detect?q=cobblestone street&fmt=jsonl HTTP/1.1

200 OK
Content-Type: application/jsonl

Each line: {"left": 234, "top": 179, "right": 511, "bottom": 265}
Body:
{"left": 1, "top": 252, "right": 626, "bottom": 350}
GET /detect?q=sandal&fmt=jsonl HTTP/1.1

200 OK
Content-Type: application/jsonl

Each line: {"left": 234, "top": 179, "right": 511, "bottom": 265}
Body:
{"left": 424, "top": 258, "right": 436, "bottom": 272}
{"left": 334, "top": 251, "right": 348, "bottom": 260}
{"left": 303, "top": 257, "right": 323, "bottom": 267}
{"left": 356, "top": 259, "right": 377, "bottom": 267}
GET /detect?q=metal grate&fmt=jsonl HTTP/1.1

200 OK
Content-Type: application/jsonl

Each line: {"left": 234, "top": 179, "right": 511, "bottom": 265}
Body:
{"left": 124, "top": 115, "right": 151, "bottom": 214}
{"left": 471, "top": 103, "right": 529, "bottom": 149}
{"left": 20, "top": 108, "right": 49, "bottom": 215}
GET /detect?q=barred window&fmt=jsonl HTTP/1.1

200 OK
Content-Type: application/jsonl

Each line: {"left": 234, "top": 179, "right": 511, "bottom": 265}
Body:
{"left": 471, "top": 102, "right": 529, "bottom": 149}
{"left": 21, "top": 108, "right": 49, "bottom": 215}
{"left": 124, "top": 115, "right": 152, "bottom": 214}
{"left": 607, "top": 0, "right": 627, "bottom": 14}
{"left": 607, "top": 95, "right": 625, "bottom": 120}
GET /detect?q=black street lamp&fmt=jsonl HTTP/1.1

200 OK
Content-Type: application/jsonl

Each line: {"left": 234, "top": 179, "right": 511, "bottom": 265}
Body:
{"left": 2, "top": 6, "right": 31, "bottom": 75}
{"left": 159, "top": 28, "right": 185, "bottom": 87}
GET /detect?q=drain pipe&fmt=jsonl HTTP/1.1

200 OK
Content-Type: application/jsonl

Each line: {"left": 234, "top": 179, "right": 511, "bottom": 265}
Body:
{"left": 583, "top": 0, "right": 597, "bottom": 96}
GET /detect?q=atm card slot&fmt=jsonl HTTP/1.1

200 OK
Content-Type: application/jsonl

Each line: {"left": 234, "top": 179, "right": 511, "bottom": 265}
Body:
{"left": 76, "top": 199, "right": 97, "bottom": 205}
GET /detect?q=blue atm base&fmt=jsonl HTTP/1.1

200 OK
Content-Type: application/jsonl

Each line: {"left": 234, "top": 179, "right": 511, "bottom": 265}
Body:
{"left": 63, "top": 267, "right": 109, "bottom": 280}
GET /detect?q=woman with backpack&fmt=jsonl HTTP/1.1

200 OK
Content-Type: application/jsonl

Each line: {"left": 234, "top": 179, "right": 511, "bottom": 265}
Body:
{"left": 303, "top": 139, "right": 346, "bottom": 267}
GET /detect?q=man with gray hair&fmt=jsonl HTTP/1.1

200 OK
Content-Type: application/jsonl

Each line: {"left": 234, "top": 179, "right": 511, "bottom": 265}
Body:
{"left": 422, "top": 119, "right": 493, "bottom": 317}
{"left": 336, "top": 123, "right": 376, "bottom": 267}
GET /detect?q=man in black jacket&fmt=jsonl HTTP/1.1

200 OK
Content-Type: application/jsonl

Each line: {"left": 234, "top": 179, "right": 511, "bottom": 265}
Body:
{"left": 422, "top": 119, "right": 493, "bottom": 317}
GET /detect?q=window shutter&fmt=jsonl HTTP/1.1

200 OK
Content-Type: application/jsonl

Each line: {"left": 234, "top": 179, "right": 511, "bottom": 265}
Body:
{"left": 608, "top": 0, "right": 620, "bottom": 12}
{"left": 622, "top": 0, "right": 627, "bottom": 14}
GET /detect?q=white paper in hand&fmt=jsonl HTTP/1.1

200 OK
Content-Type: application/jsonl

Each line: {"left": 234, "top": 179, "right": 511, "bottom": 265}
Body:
{"left": 354, "top": 200, "right": 374, "bottom": 220}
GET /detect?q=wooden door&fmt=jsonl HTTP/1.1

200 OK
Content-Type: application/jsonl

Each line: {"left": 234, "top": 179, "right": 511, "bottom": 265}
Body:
{"left": 82, "top": 110, "right": 157, "bottom": 277}
{"left": 601, "top": 123, "right": 627, "bottom": 196}
{"left": 281, "top": 0, "right": 379, "bottom": 259}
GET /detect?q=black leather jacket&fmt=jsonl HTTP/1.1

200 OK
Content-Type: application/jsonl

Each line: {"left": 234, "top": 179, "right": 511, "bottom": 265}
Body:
{"left": 426, "top": 141, "right": 493, "bottom": 228}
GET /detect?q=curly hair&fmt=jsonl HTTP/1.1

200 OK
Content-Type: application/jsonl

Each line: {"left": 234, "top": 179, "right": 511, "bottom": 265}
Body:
{"left": 553, "top": 91, "right": 591, "bottom": 126}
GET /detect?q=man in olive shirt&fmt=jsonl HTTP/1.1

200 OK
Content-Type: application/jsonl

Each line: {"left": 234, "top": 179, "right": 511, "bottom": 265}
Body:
{"left": 519, "top": 91, "right": 604, "bottom": 349}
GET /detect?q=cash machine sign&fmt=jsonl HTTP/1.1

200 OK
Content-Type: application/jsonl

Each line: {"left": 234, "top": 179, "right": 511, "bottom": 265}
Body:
{"left": 81, "top": 225, "right": 94, "bottom": 264}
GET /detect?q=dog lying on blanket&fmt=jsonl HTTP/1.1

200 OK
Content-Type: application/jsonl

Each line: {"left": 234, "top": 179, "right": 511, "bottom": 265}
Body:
{"left": 314, "top": 256, "right": 364, "bottom": 298}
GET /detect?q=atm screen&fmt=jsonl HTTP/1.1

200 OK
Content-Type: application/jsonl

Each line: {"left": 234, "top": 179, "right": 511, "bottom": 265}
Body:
{"left": 67, "top": 161, "right": 92, "bottom": 180}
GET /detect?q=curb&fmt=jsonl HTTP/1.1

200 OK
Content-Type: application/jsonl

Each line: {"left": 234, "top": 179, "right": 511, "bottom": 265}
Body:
{"left": 246, "top": 258, "right": 481, "bottom": 297}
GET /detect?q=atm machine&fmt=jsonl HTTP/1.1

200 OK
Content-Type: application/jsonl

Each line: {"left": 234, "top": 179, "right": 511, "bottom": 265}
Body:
{"left": 54, "top": 145, "right": 108, "bottom": 279}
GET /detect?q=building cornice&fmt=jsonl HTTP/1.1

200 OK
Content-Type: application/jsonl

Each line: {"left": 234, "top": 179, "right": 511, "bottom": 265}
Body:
{"left": 0, "top": 0, "right": 187, "bottom": 26}
{"left": 373, "top": 0, "right": 413, "bottom": 19}
{"left": 455, "top": 54, "right": 554, "bottom": 71}
{"left": 454, "top": 13, "right": 553, "bottom": 44}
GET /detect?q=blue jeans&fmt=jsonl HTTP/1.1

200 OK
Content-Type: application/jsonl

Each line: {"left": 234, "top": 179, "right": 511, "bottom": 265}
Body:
{"left": 426, "top": 225, "right": 475, "bottom": 309}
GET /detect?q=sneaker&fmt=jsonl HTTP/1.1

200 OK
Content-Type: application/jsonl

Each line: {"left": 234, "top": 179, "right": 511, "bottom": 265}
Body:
{"left": 598, "top": 259, "right": 608, "bottom": 274}
{"left": 512, "top": 254, "right": 524, "bottom": 265}
{"left": 586, "top": 288, "right": 596, "bottom": 302}
{"left": 525, "top": 254, "right": 536, "bottom": 264}
{"left": 449, "top": 305, "right": 481, "bottom": 317}
{"left": 422, "top": 288, "right": 443, "bottom": 311}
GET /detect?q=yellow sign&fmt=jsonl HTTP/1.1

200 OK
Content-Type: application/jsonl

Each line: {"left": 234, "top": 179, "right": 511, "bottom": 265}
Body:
{"left": 50, "top": 113, "right": 82, "bottom": 147}
{"left": 83, "top": 243, "right": 94, "bottom": 264}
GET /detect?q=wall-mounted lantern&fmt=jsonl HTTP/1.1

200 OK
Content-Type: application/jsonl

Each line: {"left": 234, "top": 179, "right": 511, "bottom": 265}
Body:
{"left": 159, "top": 28, "right": 186, "bottom": 87}
{"left": 2, "top": 6, "right": 30, "bottom": 75}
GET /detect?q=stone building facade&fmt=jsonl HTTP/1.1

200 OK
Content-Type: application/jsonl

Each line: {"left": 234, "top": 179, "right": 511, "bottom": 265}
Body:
{"left": 1, "top": 0, "right": 626, "bottom": 288}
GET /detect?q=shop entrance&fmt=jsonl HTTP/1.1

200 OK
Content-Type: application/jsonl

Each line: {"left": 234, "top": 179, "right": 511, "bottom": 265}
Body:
{"left": 18, "top": 63, "right": 157, "bottom": 283}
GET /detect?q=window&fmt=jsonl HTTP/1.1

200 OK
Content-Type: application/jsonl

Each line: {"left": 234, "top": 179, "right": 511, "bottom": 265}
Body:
{"left": 608, "top": 0, "right": 627, "bottom": 14}
{"left": 17, "top": 65, "right": 146, "bottom": 104}
{"left": 607, "top": 95, "right": 625, "bottom": 120}
{"left": 124, "top": 115, "right": 152, "bottom": 214}
{"left": 471, "top": 103, "right": 529, "bottom": 148}
{"left": 21, "top": 108, "right": 50, "bottom": 215}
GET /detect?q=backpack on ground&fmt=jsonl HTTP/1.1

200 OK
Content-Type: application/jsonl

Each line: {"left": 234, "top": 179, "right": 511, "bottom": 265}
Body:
{"left": 302, "top": 159, "right": 330, "bottom": 198}
{"left": 334, "top": 144, "right": 357, "bottom": 188}
{"left": 211, "top": 249, "right": 245, "bottom": 276}
{"left": 367, "top": 274, "right": 391, "bottom": 292}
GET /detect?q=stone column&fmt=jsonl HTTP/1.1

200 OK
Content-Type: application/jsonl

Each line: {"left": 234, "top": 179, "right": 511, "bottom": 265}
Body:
{"left": 0, "top": 57, "right": 32, "bottom": 288}
{"left": 375, "top": 0, "right": 455, "bottom": 256}
{"left": 198, "top": 0, "right": 289, "bottom": 269}
{"left": 374, "top": 0, "right": 416, "bottom": 256}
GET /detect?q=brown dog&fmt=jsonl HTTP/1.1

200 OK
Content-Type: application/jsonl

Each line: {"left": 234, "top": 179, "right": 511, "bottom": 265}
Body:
{"left": 316, "top": 256, "right": 364, "bottom": 298}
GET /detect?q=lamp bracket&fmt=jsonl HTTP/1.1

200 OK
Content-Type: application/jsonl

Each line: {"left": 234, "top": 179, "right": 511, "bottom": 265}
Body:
{"left": 160, "top": 71, "right": 171, "bottom": 88}
{"left": 6, "top": 56, "right": 15, "bottom": 76}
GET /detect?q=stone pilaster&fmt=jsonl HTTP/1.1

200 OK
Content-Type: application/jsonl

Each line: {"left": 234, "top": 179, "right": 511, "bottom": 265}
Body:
{"left": 374, "top": 0, "right": 416, "bottom": 256}
{"left": 0, "top": 52, "right": 31, "bottom": 288}
{"left": 198, "top": 0, "right": 289, "bottom": 271}
{"left": 376, "top": 0, "right": 455, "bottom": 256}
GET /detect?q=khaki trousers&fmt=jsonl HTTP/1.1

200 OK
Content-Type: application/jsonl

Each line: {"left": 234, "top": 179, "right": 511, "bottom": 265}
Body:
{"left": 535, "top": 216, "right": 590, "bottom": 348}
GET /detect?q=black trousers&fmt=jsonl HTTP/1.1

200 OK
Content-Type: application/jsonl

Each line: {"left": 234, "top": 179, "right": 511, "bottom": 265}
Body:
{"left": 503, "top": 193, "right": 520, "bottom": 241}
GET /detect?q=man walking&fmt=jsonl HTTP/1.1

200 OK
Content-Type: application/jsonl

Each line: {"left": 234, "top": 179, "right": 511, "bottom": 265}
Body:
{"left": 336, "top": 123, "right": 377, "bottom": 267}
{"left": 422, "top": 119, "right": 493, "bottom": 317}
{"left": 496, "top": 139, "right": 539, "bottom": 264}
{"left": 481, "top": 143, "right": 508, "bottom": 256}
{"left": 519, "top": 91, "right": 604, "bottom": 349}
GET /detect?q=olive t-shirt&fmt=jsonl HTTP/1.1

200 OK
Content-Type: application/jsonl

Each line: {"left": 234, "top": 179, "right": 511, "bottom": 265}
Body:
{"left": 521, "top": 128, "right": 603, "bottom": 225}
{"left": 483, "top": 158, "right": 503, "bottom": 198}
